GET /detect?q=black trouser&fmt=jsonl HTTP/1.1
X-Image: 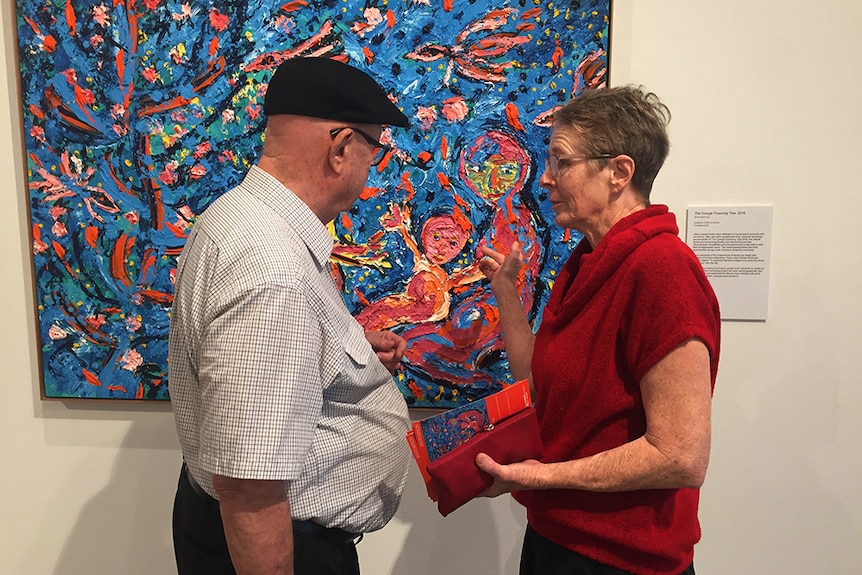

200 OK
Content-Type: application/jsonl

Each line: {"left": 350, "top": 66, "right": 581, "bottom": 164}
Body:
{"left": 520, "top": 525, "right": 695, "bottom": 575}
{"left": 172, "top": 464, "right": 360, "bottom": 575}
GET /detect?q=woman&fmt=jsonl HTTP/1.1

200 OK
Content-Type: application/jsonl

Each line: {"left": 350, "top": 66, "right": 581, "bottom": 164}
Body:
{"left": 476, "top": 86, "right": 721, "bottom": 575}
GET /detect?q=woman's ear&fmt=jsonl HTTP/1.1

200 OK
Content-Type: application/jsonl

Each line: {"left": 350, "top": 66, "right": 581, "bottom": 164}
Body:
{"left": 609, "top": 154, "right": 635, "bottom": 191}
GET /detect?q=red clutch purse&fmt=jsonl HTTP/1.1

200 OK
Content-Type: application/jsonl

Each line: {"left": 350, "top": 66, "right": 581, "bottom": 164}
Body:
{"left": 425, "top": 407, "right": 543, "bottom": 516}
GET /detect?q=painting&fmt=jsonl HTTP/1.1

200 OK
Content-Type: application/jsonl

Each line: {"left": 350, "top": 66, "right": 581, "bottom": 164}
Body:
{"left": 15, "top": 0, "right": 610, "bottom": 404}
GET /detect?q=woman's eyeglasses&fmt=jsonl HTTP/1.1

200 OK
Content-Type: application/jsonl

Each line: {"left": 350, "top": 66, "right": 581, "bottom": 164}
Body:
{"left": 544, "top": 153, "right": 614, "bottom": 175}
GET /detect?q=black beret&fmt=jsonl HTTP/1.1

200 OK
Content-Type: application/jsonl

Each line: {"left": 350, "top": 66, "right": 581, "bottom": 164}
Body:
{"left": 263, "top": 57, "right": 409, "bottom": 127}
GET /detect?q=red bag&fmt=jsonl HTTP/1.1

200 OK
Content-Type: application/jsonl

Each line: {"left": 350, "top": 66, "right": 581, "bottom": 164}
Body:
{"left": 425, "top": 407, "right": 543, "bottom": 516}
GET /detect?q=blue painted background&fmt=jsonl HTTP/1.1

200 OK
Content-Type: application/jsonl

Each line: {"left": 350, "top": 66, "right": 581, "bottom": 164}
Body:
{"left": 15, "top": 0, "right": 609, "bottom": 405}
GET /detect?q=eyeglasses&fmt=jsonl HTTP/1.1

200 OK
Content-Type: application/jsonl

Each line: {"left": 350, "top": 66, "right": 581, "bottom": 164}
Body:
{"left": 544, "top": 153, "right": 614, "bottom": 176}
{"left": 329, "top": 127, "right": 391, "bottom": 166}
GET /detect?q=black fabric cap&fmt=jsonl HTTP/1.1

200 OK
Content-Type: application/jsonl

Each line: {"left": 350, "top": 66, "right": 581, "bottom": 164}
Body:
{"left": 263, "top": 57, "right": 409, "bottom": 127}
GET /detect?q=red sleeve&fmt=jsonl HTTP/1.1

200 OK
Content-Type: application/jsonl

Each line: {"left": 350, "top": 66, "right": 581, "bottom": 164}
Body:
{"left": 622, "top": 235, "right": 721, "bottom": 385}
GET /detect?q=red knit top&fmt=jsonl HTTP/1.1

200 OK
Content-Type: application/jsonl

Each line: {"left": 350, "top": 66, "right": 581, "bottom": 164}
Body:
{"left": 514, "top": 205, "right": 721, "bottom": 575}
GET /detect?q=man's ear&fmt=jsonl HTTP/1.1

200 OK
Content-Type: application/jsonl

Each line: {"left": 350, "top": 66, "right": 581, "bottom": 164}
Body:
{"left": 609, "top": 154, "right": 635, "bottom": 191}
{"left": 328, "top": 129, "right": 350, "bottom": 174}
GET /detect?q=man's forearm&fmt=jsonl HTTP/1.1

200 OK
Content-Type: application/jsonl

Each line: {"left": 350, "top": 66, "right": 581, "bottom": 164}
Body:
{"left": 214, "top": 475, "right": 294, "bottom": 575}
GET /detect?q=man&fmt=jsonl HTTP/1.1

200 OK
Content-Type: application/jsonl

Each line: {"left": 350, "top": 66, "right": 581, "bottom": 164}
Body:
{"left": 169, "top": 57, "right": 412, "bottom": 575}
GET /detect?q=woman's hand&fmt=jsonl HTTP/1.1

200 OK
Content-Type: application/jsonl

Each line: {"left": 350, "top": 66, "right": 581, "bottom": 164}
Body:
{"left": 478, "top": 241, "right": 523, "bottom": 288}
{"left": 475, "top": 453, "right": 544, "bottom": 497}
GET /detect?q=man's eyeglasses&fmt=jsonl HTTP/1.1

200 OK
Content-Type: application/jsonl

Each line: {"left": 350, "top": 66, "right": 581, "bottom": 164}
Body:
{"left": 330, "top": 127, "right": 391, "bottom": 166}
{"left": 544, "top": 153, "right": 614, "bottom": 176}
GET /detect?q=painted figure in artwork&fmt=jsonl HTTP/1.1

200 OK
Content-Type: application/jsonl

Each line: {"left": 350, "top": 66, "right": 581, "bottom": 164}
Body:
{"left": 356, "top": 202, "right": 484, "bottom": 331}
{"left": 396, "top": 129, "right": 542, "bottom": 404}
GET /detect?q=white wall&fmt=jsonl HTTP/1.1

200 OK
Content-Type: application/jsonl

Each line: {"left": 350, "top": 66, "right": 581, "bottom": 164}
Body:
{"left": 2, "top": 1, "right": 860, "bottom": 573}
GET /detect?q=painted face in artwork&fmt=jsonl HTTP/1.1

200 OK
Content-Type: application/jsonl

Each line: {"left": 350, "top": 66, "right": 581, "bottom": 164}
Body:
{"left": 460, "top": 131, "right": 530, "bottom": 201}
{"left": 421, "top": 215, "right": 470, "bottom": 265}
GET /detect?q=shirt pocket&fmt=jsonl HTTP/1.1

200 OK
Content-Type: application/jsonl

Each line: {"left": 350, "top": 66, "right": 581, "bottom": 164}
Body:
{"left": 340, "top": 325, "right": 371, "bottom": 368}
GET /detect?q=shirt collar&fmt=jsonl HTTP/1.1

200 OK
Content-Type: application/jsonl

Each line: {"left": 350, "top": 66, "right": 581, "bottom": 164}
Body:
{"left": 241, "top": 165, "right": 335, "bottom": 269}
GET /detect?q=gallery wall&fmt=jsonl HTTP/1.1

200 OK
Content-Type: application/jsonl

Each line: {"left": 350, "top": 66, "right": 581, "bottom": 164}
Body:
{"left": 2, "top": 1, "right": 861, "bottom": 574}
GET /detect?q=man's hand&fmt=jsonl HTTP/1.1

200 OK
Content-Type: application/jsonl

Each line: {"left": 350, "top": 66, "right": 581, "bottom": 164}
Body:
{"left": 365, "top": 330, "right": 407, "bottom": 374}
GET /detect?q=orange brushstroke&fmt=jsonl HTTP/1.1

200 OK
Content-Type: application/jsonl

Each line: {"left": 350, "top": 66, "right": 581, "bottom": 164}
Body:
{"left": 139, "top": 290, "right": 174, "bottom": 305}
{"left": 209, "top": 36, "right": 219, "bottom": 57}
{"left": 453, "top": 194, "right": 470, "bottom": 211}
{"left": 354, "top": 288, "right": 371, "bottom": 306}
{"left": 111, "top": 234, "right": 134, "bottom": 287}
{"left": 360, "top": 186, "right": 383, "bottom": 201}
{"left": 153, "top": 189, "right": 165, "bottom": 230}
{"left": 28, "top": 104, "right": 45, "bottom": 119}
{"left": 375, "top": 151, "right": 391, "bottom": 172}
{"left": 440, "top": 136, "right": 449, "bottom": 160}
{"left": 192, "top": 56, "right": 226, "bottom": 92}
{"left": 24, "top": 16, "right": 42, "bottom": 35}
{"left": 516, "top": 22, "right": 535, "bottom": 32}
{"left": 436, "top": 172, "right": 452, "bottom": 190}
{"left": 116, "top": 49, "right": 125, "bottom": 85}
{"left": 51, "top": 240, "right": 76, "bottom": 278}
{"left": 280, "top": 0, "right": 308, "bottom": 12}
{"left": 340, "top": 212, "right": 354, "bottom": 232}
{"left": 164, "top": 221, "right": 189, "bottom": 238}
{"left": 362, "top": 46, "right": 374, "bottom": 64}
{"left": 417, "top": 150, "right": 432, "bottom": 163}
{"left": 139, "top": 250, "right": 156, "bottom": 281}
{"left": 443, "top": 0, "right": 453, "bottom": 11}
{"left": 551, "top": 42, "right": 563, "bottom": 67}
{"left": 505, "top": 102, "right": 526, "bottom": 132}
{"left": 386, "top": 10, "right": 396, "bottom": 28}
{"left": 397, "top": 172, "right": 415, "bottom": 202}
{"left": 54, "top": 102, "right": 99, "bottom": 133}
{"left": 107, "top": 385, "right": 128, "bottom": 393}
{"left": 521, "top": 7, "right": 541, "bottom": 19}
{"left": 82, "top": 368, "right": 103, "bottom": 387}
{"left": 138, "top": 95, "right": 194, "bottom": 117}
{"left": 85, "top": 225, "right": 98, "bottom": 248}
{"left": 72, "top": 85, "right": 99, "bottom": 126}
{"left": 105, "top": 161, "right": 133, "bottom": 196}
{"left": 65, "top": 0, "right": 77, "bottom": 35}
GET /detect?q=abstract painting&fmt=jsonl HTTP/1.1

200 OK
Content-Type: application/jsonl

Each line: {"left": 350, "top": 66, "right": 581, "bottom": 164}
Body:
{"left": 15, "top": 0, "right": 610, "bottom": 404}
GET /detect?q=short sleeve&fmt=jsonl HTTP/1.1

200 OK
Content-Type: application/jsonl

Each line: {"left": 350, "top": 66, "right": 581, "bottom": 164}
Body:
{"left": 622, "top": 237, "right": 721, "bottom": 384}
{"left": 197, "top": 283, "right": 323, "bottom": 481}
